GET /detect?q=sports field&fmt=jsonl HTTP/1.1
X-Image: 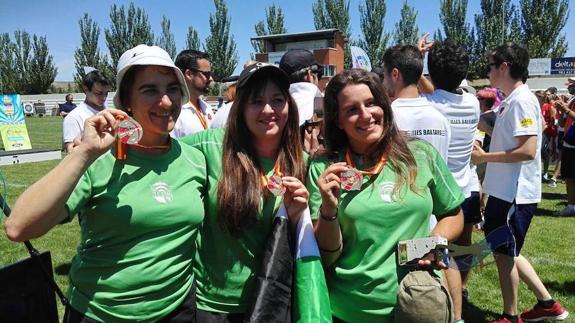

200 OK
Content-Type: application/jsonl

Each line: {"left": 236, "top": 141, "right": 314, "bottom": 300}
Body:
{"left": 0, "top": 116, "right": 573, "bottom": 322}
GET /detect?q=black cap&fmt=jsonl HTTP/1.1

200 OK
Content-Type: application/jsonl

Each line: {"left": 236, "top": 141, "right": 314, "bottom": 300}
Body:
{"left": 237, "top": 62, "right": 289, "bottom": 90}
{"left": 279, "top": 49, "right": 320, "bottom": 76}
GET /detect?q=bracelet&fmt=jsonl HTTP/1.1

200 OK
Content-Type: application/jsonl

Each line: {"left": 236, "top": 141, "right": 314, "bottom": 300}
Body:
{"left": 319, "top": 243, "right": 343, "bottom": 253}
{"left": 319, "top": 207, "right": 338, "bottom": 221}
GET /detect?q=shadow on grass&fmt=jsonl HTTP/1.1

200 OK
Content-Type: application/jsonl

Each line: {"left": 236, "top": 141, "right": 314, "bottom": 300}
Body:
{"left": 545, "top": 280, "right": 575, "bottom": 296}
{"left": 542, "top": 192, "right": 567, "bottom": 200}
{"left": 536, "top": 206, "right": 574, "bottom": 217}
{"left": 463, "top": 299, "right": 500, "bottom": 322}
{"left": 54, "top": 262, "right": 70, "bottom": 276}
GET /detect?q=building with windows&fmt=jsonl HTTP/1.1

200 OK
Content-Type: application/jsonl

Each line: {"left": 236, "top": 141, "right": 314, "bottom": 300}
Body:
{"left": 251, "top": 28, "right": 346, "bottom": 91}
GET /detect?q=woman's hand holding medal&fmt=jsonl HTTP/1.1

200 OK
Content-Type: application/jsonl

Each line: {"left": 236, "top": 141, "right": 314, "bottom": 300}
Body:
{"left": 317, "top": 162, "right": 349, "bottom": 218}
{"left": 77, "top": 109, "right": 130, "bottom": 160}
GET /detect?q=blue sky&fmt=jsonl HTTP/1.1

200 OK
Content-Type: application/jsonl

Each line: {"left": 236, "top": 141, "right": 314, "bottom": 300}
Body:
{"left": 1, "top": 0, "right": 573, "bottom": 81}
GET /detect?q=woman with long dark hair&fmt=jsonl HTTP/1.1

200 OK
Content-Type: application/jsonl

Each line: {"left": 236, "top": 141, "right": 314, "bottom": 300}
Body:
{"left": 181, "top": 63, "right": 308, "bottom": 322}
{"left": 308, "top": 69, "right": 464, "bottom": 322}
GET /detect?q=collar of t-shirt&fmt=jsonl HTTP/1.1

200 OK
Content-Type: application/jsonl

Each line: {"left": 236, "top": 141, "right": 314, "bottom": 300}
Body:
{"left": 391, "top": 97, "right": 432, "bottom": 108}
{"left": 182, "top": 98, "right": 211, "bottom": 115}
{"left": 496, "top": 84, "right": 531, "bottom": 115}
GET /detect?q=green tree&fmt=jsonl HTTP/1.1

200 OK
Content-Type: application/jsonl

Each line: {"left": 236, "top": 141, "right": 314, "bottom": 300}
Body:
{"left": 251, "top": 4, "right": 287, "bottom": 54}
{"left": 13, "top": 30, "right": 33, "bottom": 93}
{"left": 470, "top": 0, "right": 522, "bottom": 78}
{"left": 313, "top": 0, "right": 352, "bottom": 67}
{"left": 204, "top": 0, "right": 238, "bottom": 81}
{"left": 0, "top": 31, "right": 57, "bottom": 94}
{"left": 156, "top": 16, "right": 177, "bottom": 59}
{"left": 519, "top": 0, "right": 569, "bottom": 58}
{"left": 356, "top": 0, "right": 390, "bottom": 68}
{"left": 185, "top": 27, "right": 201, "bottom": 50}
{"left": 0, "top": 33, "right": 18, "bottom": 93}
{"left": 28, "top": 35, "right": 58, "bottom": 94}
{"left": 104, "top": 2, "right": 155, "bottom": 87}
{"left": 435, "top": 0, "right": 473, "bottom": 49}
{"left": 392, "top": 1, "right": 419, "bottom": 46}
{"left": 74, "top": 14, "right": 109, "bottom": 90}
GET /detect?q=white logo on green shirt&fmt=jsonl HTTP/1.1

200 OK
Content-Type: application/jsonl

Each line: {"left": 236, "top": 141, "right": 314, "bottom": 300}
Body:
{"left": 152, "top": 182, "right": 173, "bottom": 204}
{"left": 379, "top": 182, "right": 395, "bottom": 203}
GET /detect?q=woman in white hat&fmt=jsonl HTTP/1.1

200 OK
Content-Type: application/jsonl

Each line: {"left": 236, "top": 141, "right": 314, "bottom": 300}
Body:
{"left": 5, "top": 45, "right": 206, "bottom": 322}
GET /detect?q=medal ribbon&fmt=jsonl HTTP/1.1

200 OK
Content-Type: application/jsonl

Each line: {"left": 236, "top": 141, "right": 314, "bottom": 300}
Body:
{"left": 345, "top": 149, "right": 388, "bottom": 176}
{"left": 195, "top": 106, "right": 208, "bottom": 129}
{"left": 260, "top": 158, "right": 283, "bottom": 188}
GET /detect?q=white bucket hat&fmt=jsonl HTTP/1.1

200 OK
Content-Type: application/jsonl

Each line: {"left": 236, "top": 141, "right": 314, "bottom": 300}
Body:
{"left": 113, "top": 45, "right": 190, "bottom": 109}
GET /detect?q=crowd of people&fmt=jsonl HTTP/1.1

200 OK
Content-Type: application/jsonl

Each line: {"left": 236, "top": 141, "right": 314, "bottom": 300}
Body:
{"left": 4, "top": 33, "right": 574, "bottom": 323}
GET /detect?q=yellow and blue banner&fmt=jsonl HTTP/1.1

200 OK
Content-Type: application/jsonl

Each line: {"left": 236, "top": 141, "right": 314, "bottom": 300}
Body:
{"left": 0, "top": 94, "right": 32, "bottom": 151}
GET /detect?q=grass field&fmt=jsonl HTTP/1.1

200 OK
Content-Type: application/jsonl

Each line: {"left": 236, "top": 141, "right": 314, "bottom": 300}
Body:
{"left": 0, "top": 116, "right": 574, "bottom": 322}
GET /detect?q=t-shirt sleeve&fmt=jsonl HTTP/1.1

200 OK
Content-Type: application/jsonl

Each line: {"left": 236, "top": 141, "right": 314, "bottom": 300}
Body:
{"left": 424, "top": 144, "right": 465, "bottom": 217}
{"left": 474, "top": 129, "right": 485, "bottom": 145}
{"left": 62, "top": 115, "right": 82, "bottom": 143}
{"left": 182, "top": 145, "right": 208, "bottom": 193}
{"left": 306, "top": 157, "right": 329, "bottom": 220}
{"left": 511, "top": 99, "right": 539, "bottom": 137}
{"left": 65, "top": 168, "right": 93, "bottom": 220}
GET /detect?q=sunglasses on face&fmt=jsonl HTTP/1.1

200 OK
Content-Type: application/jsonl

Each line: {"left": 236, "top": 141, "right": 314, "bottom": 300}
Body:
{"left": 190, "top": 68, "right": 211, "bottom": 79}
{"left": 485, "top": 62, "right": 499, "bottom": 74}
{"left": 303, "top": 119, "right": 323, "bottom": 134}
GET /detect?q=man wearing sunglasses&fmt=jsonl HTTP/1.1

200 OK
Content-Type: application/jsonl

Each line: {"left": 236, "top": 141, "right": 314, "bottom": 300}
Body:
{"left": 279, "top": 48, "right": 324, "bottom": 155}
{"left": 473, "top": 44, "right": 568, "bottom": 323}
{"left": 171, "top": 49, "right": 215, "bottom": 137}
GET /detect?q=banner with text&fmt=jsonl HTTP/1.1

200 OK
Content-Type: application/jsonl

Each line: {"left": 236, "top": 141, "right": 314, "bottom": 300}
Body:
{"left": 528, "top": 58, "right": 551, "bottom": 76}
{"left": 0, "top": 94, "right": 32, "bottom": 151}
{"left": 551, "top": 57, "right": 575, "bottom": 75}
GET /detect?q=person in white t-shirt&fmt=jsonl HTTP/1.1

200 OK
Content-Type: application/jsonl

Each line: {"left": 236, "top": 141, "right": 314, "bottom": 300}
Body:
{"left": 170, "top": 49, "right": 214, "bottom": 137}
{"left": 473, "top": 43, "right": 568, "bottom": 323}
{"left": 62, "top": 70, "right": 111, "bottom": 153}
{"left": 381, "top": 44, "right": 451, "bottom": 162}
{"left": 279, "top": 48, "right": 325, "bottom": 156}
{"left": 418, "top": 38, "right": 481, "bottom": 323}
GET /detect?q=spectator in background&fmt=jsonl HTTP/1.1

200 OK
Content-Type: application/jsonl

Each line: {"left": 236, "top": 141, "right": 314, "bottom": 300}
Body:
{"left": 62, "top": 70, "right": 110, "bottom": 153}
{"left": 473, "top": 43, "right": 568, "bottom": 323}
{"left": 171, "top": 49, "right": 214, "bottom": 137}
{"left": 535, "top": 90, "right": 558, "bottom": 184}
{"left": 382, "top": 44, "right": 451, "bottom": 162}
{"left": 552, "top": 77, "right": 575, "bottom": 216}
{"left": 59, "top": 94, "right": 76, "bottom": 117}
{"left": 419, "top": 38, "right": 481, "bottom": 323}
{"left": 210, "top": 78, "right": 238, "bottom": 129}
{"left": 279, "top": 48, "right": 325, "bottom": 156}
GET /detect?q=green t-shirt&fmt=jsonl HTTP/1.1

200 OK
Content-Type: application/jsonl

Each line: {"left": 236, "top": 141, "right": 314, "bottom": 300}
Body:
{"left": 65, "top": 140, "right": 206, "bottom": 322}
{"left": 307, "top": 140, "right": 464, "bottom": 323}
{"left": 180, "top": 128, "right": 283, "bottom": 313}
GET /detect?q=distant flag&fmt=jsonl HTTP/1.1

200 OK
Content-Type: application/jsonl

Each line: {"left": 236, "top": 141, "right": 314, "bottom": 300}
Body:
{"left": 245, "top": 205, "right": 331, "bottom": 323}
{"left": 350, "top": 46, "right": 372, "bottom": 71}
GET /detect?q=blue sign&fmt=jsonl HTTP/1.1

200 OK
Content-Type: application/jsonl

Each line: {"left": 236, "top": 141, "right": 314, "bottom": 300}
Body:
{"left": 551, "top": 57, "right": 575, "bottom": 75}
